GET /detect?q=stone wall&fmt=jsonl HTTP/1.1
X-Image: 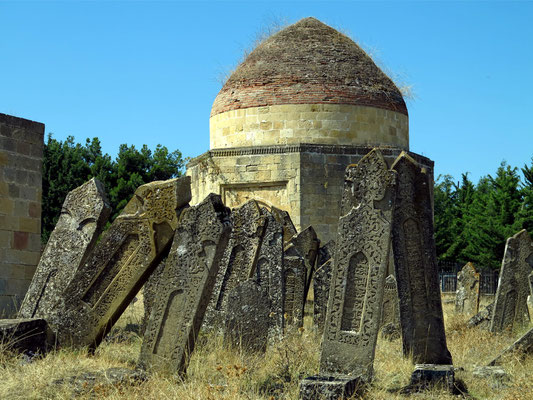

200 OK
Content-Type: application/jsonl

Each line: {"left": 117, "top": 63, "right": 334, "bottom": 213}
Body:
{"left": 187, "top": 144, "right": 433, "bottom": 244}
{"left": 210, "top": 104, "right": 408, "bottom": 150}
{"left": 0, "top": 113, "right": 44, "bottom": 316}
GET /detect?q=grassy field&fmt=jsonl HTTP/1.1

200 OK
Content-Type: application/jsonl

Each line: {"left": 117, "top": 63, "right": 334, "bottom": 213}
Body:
{"left": 0, "top": 295, "right": 532, "bottom": 399}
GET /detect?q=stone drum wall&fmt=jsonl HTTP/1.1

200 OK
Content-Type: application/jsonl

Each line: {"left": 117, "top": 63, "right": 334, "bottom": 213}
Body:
{"left": 0, "top": 113, "right": 44, "bottom": 316}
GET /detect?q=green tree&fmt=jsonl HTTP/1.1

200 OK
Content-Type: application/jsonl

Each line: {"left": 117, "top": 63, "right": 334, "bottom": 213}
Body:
{"left": 516, "top": 157, "right": 533, "bottom": 232}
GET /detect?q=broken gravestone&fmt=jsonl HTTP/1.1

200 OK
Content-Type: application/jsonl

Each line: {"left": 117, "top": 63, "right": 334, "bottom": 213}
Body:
{"left": 53, "top": 177, "right": 191, "bottom": 349}
{"left": 203, "top": 200, "right": 267, "bottom": 330}
{"left": 271, "top": 206, "right": 297, "bottom": 244}
{"left": 19, "top": 178, "right": 111, "bottom": 320}
{"left": 300, "top": 149, "right": 396, "bottom": 399}
{"left": 455, "top": 262, "right": 480, "bottom": 316}
{"left": 391, "top": 152, "right": 453, "bottom": 366}
{"left": 224, "top": 280, "right": 270, "bottom": 353}
{"left": 313, "top": 240, "right": 335, "bottom": 333}
{"left": 468, "top": 302, "right": 494, "bottom": 330}
{"left": 139, "top": 193, "right": 231, "bottom": 376}
{"left": 283, "top": 256, "right": 307, "bottom": 328}
{"left": 491, "top": 229, "right": 533, "bottom": 333}
{"left": 489, "top": 326, "right": 533, "bottom": 366}
{"left": 0, "top": 318, "right": 48, "bottom": 355}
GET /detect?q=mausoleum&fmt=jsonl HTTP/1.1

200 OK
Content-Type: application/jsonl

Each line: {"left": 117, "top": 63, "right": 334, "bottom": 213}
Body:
{"left": 187, "top": 17, "right": 433, "bottom": 242}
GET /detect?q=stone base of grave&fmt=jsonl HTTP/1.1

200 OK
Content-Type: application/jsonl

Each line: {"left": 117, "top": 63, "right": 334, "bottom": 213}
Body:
{"left": 299, "top": 374, "right": 365, "bottom": 400}
{"left": 400, "top": 364, "right": 456, "bottom": 394}
{"left": 473, "top": 366, "right": 509, "bottom": 389}
{"left": 0, "top": 318, "right": 49, "bottom": 355}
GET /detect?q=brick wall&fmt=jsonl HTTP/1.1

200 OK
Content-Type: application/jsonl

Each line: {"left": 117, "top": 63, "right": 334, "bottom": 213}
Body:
{"left": 0, "top": 113, "right": 44, "bottom": 316}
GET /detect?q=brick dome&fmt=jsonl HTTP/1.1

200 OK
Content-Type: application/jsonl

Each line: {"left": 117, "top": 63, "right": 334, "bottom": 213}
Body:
{"left": 211, "top": 17, "right": 407, "bottom": 117}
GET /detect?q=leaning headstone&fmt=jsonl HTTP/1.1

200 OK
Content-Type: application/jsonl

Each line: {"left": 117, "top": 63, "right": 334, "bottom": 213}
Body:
{"left": 391, "top": 152, "right": 453, "bottom": 365}
{"left": 491, "top": 229, "right": 533, "bottom": 333}
{"left": 141, "top": 258, "right": 166, "bottom": 335}
{"left": 528, "top": 273, "right": 533, "bottom": 318}
{"left": 488, "top": 326, "right": 533, "bottom": 366}
{"left": 271, "top": 206, "right": 297, "bottom": 244}
{"left": 285, "top": 226, "right": 320, "bottom": 297}
{"left": 0, "top": 318, "right": 48, "bottom": 355}
{"left": 283, "top": 256, "right": 307, "bottom": 328}
{"left": 19, "top": 179, "right": 111, "bottom": 320}
{"left": 380, "top": 275, "right": 400, "bottom": 328}
{"left": 455, "top": 262, "right": 480, "bottom": 316}
{"left": 224, "top": 280, "right": 270, "bottom": 353}
{"left": 467, "top": 302, "right": 494, "bottom": 329}
{"left": 254, "top": 209, "right": 284, "bottom": 340}
{"left": 139, "top": 193, "right": 231, "bottom": 376}
{"left": 300, "top": 149, "right": 396, "bottom": 399}
{"left": 313, "top": 240, "right": 335, "bottom": 333}
{"left": 53, "top": 177, "right": 191, "bottom": 348}
{"left": 203, "top": 200, "right": 267, "bottom": 329}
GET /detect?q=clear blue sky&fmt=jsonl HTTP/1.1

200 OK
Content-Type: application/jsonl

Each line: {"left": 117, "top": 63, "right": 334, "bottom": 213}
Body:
{"left": 1, "top": 1, "right": 532, "bottom": 184}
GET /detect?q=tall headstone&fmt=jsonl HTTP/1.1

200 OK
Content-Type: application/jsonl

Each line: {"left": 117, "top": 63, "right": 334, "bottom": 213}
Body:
{"left": 391, "top": 152, "right": 452, "bottom": 365}
{"left": 283, "top": 256, "right": 307, "bottom": 328}
{"left": 139, "top": 194, "right": 231, "bottom": 375}
{"left": 380, "top": 275, "right": 400, "bottom": 327}
{"left": 53, "top": 177, "right": 191, "bottom": 348}
{"left": 300, "top": 149, "right": 396, "bottom": 400}
{"left": 271, "top": 206, "right": 297, "bottom": 244}
{"left": 285, "top": 226, "right": 320, "bottom": 297}
{"left": 203, "top": 200, "right": 267, "bottom": 329}
{"left": 254, "top": 209, "right": 285, "bottom": 339}
{"left": 19, "top": 179, "right": 111, "bottom": 320}
{"left": 313, "top": 240, "right": 335, "bottom": 332}
{"left": 491, "top": 229, "right": 533, "bottom": 333}
{"left": 455, "top": 262, "right": 480, "bottom": 316}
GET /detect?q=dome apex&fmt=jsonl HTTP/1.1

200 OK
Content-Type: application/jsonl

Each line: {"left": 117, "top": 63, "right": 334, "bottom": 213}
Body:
{"left": 211, "top": 17, "right": 407, "bottom": 117}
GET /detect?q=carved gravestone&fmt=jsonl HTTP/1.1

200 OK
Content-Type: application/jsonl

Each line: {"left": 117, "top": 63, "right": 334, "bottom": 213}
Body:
{"left": 53, "top": 177, "right": 191, "bottom": 348}
{"left": 285, "top": 226, "right": 320, "bottom": 298}
{"left": 271, "top": 206, "right": 297, "bottom": 244}
{"left": 455, "top": 262, "right": 480, "bottom": 316}
{"left": 141, "top": 258, "right": 166, "bottom": 335}
{"left": 300, "top": 149, "right": 396, "bottom": 399}
{"left": 19, "top": 179, "right": 111, "bottom": 320}
{"left": 380, "top": 275, "right": 400, "bottom": 328}
{"left": 491, "top": 229, "right": 533, "bottom": 333}
{"left": 283, "top": 256, "right": 307, "bottom": 328}
{"left": 391, "top": 152, "right": 452, "bottom": 365}
{"left": 203, "top": 200, "right": 267, "bottom": 329}
{"left": 224, "top": 280, "right": 270, "bottom": 353}
{"left": 313, "top": 240, "right": 335, "bottom": 332}
{"left": 139, "top": 193, "right": 231, "bottom": 375}
{"left": 254, "top": 209, "right": 284, "bottom": 340}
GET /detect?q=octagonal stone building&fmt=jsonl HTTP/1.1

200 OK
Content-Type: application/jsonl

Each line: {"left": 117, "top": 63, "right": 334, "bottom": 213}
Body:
{"left": 187, "top": 17, "right": 433, "bottom": 243}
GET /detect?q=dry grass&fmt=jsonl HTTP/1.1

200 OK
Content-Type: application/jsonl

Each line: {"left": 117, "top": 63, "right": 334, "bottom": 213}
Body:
{"left": 0, "top": 294, "right": 532, "bottom": 399}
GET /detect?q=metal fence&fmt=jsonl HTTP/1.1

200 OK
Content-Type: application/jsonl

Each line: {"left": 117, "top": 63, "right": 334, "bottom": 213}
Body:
{"left": 438, "top": 261, "right": 499, "bottom": 295}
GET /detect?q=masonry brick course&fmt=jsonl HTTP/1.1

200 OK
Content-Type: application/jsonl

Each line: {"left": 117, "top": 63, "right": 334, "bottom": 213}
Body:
{"left": 0, "top": 113, "right": 44, "bottom": 316}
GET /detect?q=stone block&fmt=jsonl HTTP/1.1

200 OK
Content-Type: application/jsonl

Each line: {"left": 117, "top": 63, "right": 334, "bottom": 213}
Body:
{"left": 0, "top": 318, "right": 48, "bottom": 354}
{"left": 472, "top": 366, "right": 509, "bottom": 388}
{"left": 139, "top": 193, "right": 231, "bottom": 376}
{"left": 468, "top": 302, "right": 494, "bottom": 329}
{"left": 299, "top": 375, "right": 365, "bottom": 400}
{"left": 406, "top": 364, "right": 455, "bottom": 393}
{"left": 19, "top": 179, "right": 111, "bottom": 323}
{"left": 53, "top": 177, "right": 191, "bottom": 349}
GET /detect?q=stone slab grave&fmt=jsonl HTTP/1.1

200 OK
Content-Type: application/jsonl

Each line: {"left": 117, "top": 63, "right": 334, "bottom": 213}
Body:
{"left": 313, "top": 240, "right": 335, "bottom": 333}
{"left": 139, "top": 193, "right": 231, "bottom": 376}
{"left": 455, "top": 262, "right": 480, "bottom": 316}
{"left": 18, "top": 179, "right": 111, "bottom": 324}
{"left": 283, "top": 255, "right": 308, "bottom": 328}
{"left": 0, "top": 318, "right": 48, "bottom": 355}
{"left": 380, "top": 274, "right": 400, "bottom": 340}
{"left": 488, "top": 326, "right": 533, "bottom": 366}
{"left": 224, "top": 280, "right": 270, "bottom": 353}
{"left": 253, "top": 208, "right": 284, "bottom": 340}
{"left": 52, "top": 177, "right": 191, "bottom": 348}
{"left": 491, "top": 229, "right": 533, "bottom": 333}
{"left": 468, "top": 302, "right": 494, "bottom": 329}
{"left": 203, "top": 200, "right": 267, "bottom": 330}
{"left": 300, "top": 149, "right": 396, "bottom": 399}
{"left": 391, "top": 152, "right": 453, "bottom": 366}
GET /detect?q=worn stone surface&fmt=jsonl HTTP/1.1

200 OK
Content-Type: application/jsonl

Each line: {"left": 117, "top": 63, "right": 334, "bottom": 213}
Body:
{"left": 53, "top": 367, "right": 147, "bottom": 394}
{"left": 0, "top": 318, "right": 48, "bottom": 354}
{"left": 472, "top": 366, "right": 510, "bottom": 388}
{"left": 404, "top": 364, "right": 456, "bottom": 394}
{"left": 391, "top": 152, "right": 452, "bottom": 365}
{"left": 321, "top": 149, "right": 396, "bottom": 378}
{"left": 19, "top": 179, "right": 111, "bottom": 321}
{"left": 204, "top": 200, "right": 267, "bottom": 329}
{"left": 285, "top": 226, "right": 320, "bottom": 299}
{"left": 141, "top": 258, "right": 166, "bottom": 335}
{"left": 225, "top": 280, "right": 270, "bottom": 353}
{"left": 468, "top": 302, "right": 494, "bottom": 329}
{"left": 283, "top": 256, "right": 307, "bottom": 328}
{"left": 254, "top": 209, "right": 285, "bottom": 340}
{"left": 491, "top": 229, "right": 533, "bottom": 333}
{"left": 299, "top": 375, "right": 364, "bottom": 400}
{"left": 489, "top": 326, "right": 533, "bottom": 366}
{"left": 139, "top": 193, "right": 231, "bottom": 375}
{"left": 53, "top": 177, "right": 191, "bottom": 348}
{"left": 271, "top": 206, "right": 297, "bottom": 244}
{"left": 455, "top": 262, "right": 480, "bottom": 316}
{"left": 380, "top": 322, "right": 401, "bottom": 341}
{"left": 313, "top": 240, "right": 334, "bottom": 332}
{"left": 381, "top": 274, "right": 400, "bottom": 328}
